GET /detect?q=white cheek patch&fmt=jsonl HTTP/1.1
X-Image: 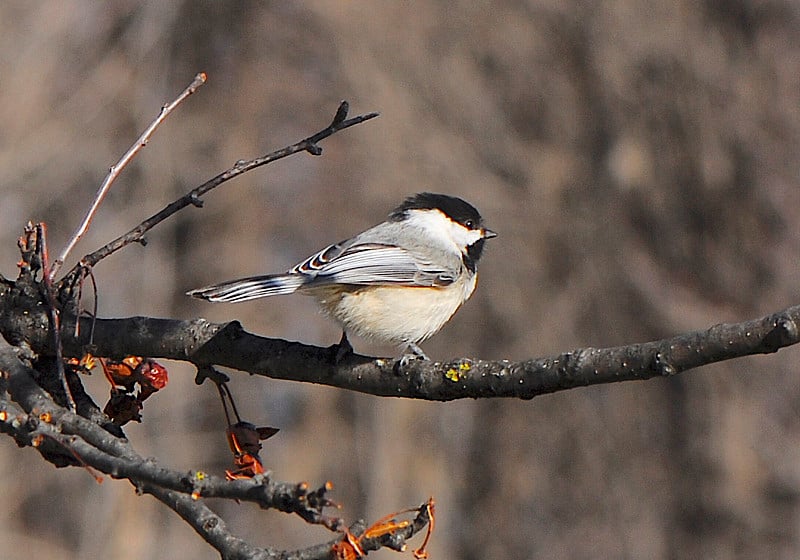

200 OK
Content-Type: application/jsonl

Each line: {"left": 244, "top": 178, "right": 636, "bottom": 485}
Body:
{"left": 404, "top": 208, "right": 483, "bottom": 251}
{"left": 403, "top": 209, "right": 459, "bottom": 248}
{"left": 449, "top": 221, "right": 483, "bottom": 247}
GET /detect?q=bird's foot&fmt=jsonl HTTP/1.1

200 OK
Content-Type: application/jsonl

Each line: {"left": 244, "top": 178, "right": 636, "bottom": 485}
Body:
{"left": 396, "top": 342, "right": 429, "bottom": 370}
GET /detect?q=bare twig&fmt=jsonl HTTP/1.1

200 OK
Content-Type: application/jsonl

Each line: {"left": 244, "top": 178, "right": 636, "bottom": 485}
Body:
{"left": 37, "top": 223, "right": 76, "bottom": 411}
{"left": 73, "top": 265, "right": 98, "bottom": 340}
{"left": 142, "top": 484, "right": 276, "bottom": 560}
{"left": 62, "top": 101, "right": 378, "bottom": 282}
{"left": 49, "top": 72, "right": 207, "bottom": 281}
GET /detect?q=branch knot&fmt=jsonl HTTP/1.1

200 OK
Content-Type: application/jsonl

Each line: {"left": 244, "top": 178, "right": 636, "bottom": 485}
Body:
{"left": 761, "top": 313, "right": 799, "bottom": 353}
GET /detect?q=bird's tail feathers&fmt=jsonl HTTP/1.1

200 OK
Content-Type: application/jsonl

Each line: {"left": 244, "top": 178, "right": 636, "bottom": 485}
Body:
{"left": 187, "top": 274, "right": 306, "bottom": 303}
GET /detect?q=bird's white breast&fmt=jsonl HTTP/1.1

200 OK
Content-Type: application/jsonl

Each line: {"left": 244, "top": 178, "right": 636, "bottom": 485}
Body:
{"left": 309, "top": 273, "right": 477, "bottom": 346}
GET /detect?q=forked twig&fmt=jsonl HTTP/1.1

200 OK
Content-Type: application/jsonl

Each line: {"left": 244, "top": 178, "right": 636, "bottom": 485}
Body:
{"left": 49, "top": 72, "right": 208, "bottom": 282}
{"left": 63, "top": 101, "right": 378, "bottom": 282}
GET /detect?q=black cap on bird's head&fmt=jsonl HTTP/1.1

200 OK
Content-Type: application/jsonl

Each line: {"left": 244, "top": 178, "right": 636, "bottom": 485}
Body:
{"left": 390, "top": 192, "right": 485, "bottom": 230}
{"left": 390, "top": 192, "right": 496, "bottom": 270}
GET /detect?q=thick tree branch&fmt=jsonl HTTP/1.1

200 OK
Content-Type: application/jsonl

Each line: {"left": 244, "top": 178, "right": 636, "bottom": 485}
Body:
{"left": 3, "top": 285, "right": 798, "bottom": 400}
{"left": 0, "top": 338, "right": 431, "bottom": 559}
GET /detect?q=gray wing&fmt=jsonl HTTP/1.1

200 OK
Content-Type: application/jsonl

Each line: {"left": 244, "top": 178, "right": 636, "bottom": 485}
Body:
{"left": 290, "top": 241, "right": 457, "bottom": 287}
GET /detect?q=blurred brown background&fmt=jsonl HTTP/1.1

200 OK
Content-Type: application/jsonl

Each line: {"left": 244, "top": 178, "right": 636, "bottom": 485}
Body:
{"left": 2, "top": 2, "right": 800, "bottom": 559}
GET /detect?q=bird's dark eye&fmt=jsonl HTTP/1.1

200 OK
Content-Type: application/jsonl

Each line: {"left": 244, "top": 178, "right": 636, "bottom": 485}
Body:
{"left": 464, "top": 219, "right": 475, "bottom": 229}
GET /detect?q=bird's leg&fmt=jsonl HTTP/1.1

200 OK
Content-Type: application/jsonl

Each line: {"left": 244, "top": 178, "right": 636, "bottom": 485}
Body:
{"left": 398, "top": 342, "right": 429, "bottom": 369}
{"left": 334, "top": 331, "right": 354, "bottom": 364}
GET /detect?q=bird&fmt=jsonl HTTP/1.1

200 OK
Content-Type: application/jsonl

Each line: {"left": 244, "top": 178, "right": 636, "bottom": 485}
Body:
{"left": 188, "top": 192, "right": 496, "bottom": 361}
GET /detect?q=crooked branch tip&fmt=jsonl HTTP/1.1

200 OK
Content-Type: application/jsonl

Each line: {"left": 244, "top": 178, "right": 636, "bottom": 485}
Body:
{"left": 331, "top": 101, "right": 350, "bottom": 127}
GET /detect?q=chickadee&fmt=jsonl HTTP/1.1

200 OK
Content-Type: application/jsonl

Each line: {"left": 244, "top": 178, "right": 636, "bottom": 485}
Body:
{"left": 188, "top": 192, "right": 496, "bottom": 360}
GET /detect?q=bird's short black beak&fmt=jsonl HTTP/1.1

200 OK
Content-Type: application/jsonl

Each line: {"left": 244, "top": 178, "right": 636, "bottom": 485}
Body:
{"left": 483, "top": 228, "right": 497, "bottom": 239}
